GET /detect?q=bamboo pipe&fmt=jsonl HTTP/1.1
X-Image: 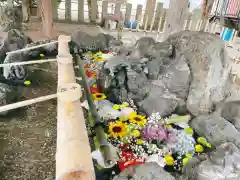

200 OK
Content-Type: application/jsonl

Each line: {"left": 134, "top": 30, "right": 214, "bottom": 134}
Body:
{"left": 58, "top": 35, "right": 71, "bottom": 56}
{"left": 6, "top": 41, "right": 58, "bottom": 55}
{"left": 57, "top": 54, "right": 76, "bottom": 85}
{"left": 56, "top": 83, "right": 95, "bottom": 180}
{"left": 0, "top": 94, "right": 57, "bottom": 113}
{"left": 0, "top": 58, "right": 57, "bottom": 67}
{"left": 76, "top": 55, "right": 114, "bottom": 166}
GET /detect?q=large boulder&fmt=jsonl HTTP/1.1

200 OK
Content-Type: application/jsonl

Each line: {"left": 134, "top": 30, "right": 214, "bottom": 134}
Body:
{"left": 182, "top": 143, "right": 240, "bottom": 180}
{"left": 166, "top": 31, "right": 231, "bottom": 116}
{"left": 158, "top": 52, "right": 190, "bottom": 100}
{"left": 0, "top": 83, "right": 20, "bottom": 115}
{"left": 220, "top": 101, "right": 240, "bottom": 131}
{"left": 71, "top": 31, "right": 117, "bottom": 52}
{"left": 23, "top": 40, "right": 58, "bottom": 59}
{"left": 1, "top": 29, "right": 32, "bottom": 80}
{"left": 190, "top": 114, "right": 240, "bottom": 148}
{"left": 113, "top": 162, "right": 176, "bottom": 180}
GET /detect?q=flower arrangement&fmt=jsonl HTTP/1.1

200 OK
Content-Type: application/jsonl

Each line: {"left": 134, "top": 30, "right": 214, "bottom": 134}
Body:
{"left": 83, "top": 52, "right": 213, "bottom": 175}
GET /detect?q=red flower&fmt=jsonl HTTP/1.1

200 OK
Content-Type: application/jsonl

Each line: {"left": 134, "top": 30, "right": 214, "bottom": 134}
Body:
{"left": 117, "top": 145, "right": 145, "bottom": 171}
{"left": 84, "top": 64, "right": 90, "bottom": 68}
{"left": 90, "top": 85, "right": 100, "bottom": 93}
{"left": 85, "top": 70, "right": 96, "bottom": 78}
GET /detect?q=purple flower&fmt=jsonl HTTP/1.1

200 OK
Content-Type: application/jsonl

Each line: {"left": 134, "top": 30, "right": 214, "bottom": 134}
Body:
{"left": 141, "top": 125, "right": 168, "bottom": 141}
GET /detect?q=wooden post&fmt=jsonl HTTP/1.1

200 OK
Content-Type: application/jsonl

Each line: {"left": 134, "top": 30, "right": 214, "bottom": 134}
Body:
{"left": 125, "top": 3, "right": 132, "bottom": 25}
{"left": 102, "top": 1, "right": 108, "bottom": 23}
{"left": 143, "top": 0, "right": 156, "bottom": 29}
{"left": 163, "top": 0, "right": 189, "bottom": 40}
{"left": 52, "top": 0, "right": 58, "bottom": 20}
{"left": 200, "top": 0, "right": 215, "bottom": 31}
{"left": 41, "top": 0, "right": 56, "bottom": 39}
{"left": 154, "top": 3, "right": 163, "bottom": 30}
{"left": 135, "top": 4, "right": 143, "bottom": 22}
{"left": 36, "top": 0, "right": 42, "bottom": 19}
{"left": 115, "top": 2, "right": 121, "bottom": 15}
{"left": 65, "top": 0, "right": 71, "bottom": 21}
{"left": 22, "top": 0, "right": 30, "bottom": 29}
{"left": 90, "top": 0, "right": 98, "bottom": 22}
{"left": 7, "top": 0, "right": 13, "bottom": 7}
{"left": 78, "top": 0, "right": 85, "bottom": 22}
{"left": 189, "top": 9, "right": 201, "bottom": 31}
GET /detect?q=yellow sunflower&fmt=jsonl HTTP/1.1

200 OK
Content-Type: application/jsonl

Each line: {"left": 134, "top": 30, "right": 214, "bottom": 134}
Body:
{"left": 93, "top": 57, "right": 104, "bottom": 62}
{"left": 128, "top": 112, "right": 147, "bottom": 126}
{"left": 109, "top": 121, "right": 127, "bottom": 137}
{"left": 92, "top": 93, "right": 107, "bottom": 100}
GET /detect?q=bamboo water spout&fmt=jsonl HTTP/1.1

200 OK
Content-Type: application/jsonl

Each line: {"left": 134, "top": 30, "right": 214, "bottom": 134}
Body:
{"left": 57, "top": 35, "right": 76, "bottom": 85}
{"left": 57, "top": 55, "right": 76, "bottom": 84}
{"left": 76, "top": 55, "right": 114, "bottom": 167}
{"left": 56, "top": 83, "right": 95, "bottom": 180}
{"left": 58, "top": 35, "right": 71, "bottom": 56}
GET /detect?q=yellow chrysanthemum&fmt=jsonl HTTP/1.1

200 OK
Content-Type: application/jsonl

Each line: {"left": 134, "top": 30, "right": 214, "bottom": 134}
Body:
{"left": 40, "top": 53, "right": 45, "bottom": 57}
{"left": 95, "top": 52, "right": 103, "bottom": 56}
{"left": 184, "top": 127, "right": 193, "bottom": 135}
{"left": 87, "top": 53, "right": 94, "bottom": 57}
{"left": 131, "top": 130, "right": 141, "bottom": 137}
{"left": 195, "top": 144, "right": 204, "bottom": 153}
{"left": 197, "top": 137, "right": 212, "bottom": 148}
{"left": 183, "top": 157, "right": 190, "bottom": 166}
{"left": 137, "top": 139, "right": 143, "bottom": 145}
{"left": 109, "top": 121, "right": 127, "bottom": 137}
{"left": 164, "top": 155, "right": 175, "bottom": 166}
{"left": 24, "top": 80, "right": 31, "bottom": 85}
{"left": 113, "top": 104, "right": 121, "bottom": 110}
{"left": 128, "top": 112, "right": 147, "bottom": 126}
{"left": 166, "top": 124, "right": 173, "bottom": 129}
{"left": 93, "top": 57, "right": 104, "bottom": 62}
{"left": 92, "top": 93, "right": 107, "bottom": 100}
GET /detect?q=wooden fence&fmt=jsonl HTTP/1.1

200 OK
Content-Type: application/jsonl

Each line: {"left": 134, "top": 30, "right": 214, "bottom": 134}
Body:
{"left": 53, "top": 0, "right": 215, "bottom": 33}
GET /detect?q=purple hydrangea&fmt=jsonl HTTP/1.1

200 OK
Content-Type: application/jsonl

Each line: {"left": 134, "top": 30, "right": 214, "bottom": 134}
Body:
{"left": 141, "top": 124, "right": 168, "bottom": 141}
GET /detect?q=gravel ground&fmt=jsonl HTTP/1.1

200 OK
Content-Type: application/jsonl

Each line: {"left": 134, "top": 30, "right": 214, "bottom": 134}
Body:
{"left": 0, "top": 64, "right": 57, "bottom": 180}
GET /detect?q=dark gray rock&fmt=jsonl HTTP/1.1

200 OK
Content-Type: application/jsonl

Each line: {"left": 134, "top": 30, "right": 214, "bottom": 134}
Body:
{"left": 23, "top": 40, "right": 58, "bottom": 59}
{"left": 3, "top": 53, "right": 26, "bottom": 80}
{"left": 1, "top": 29, "right": 32, "bottom": 59}
{"left": 126, "top": 70, "right": 148, "bottom": 98}
{"left": 138, "top": 94, "right": 178, "bottom": 117}
{"left": 0, "top": 82, "right": 21, "bottom": 115}
{"left": 159, "top": 52, "right": 190, "bottom": 99}
{"left": 166, "top": 31, "right": 231, "bottom": 116}
{"left": 113, "top": 162, "right": 176, "bottom": 180}
{"left": 129, "top": 37, "right": 156, "bottom": 61}
{"left": 1, "top": 30, "right": 32, "bottom": 80}
{"left": 71, "top": 31, "right": 116, "bottom": 52}
{"left": 220, "top": 101, "right": 240, "bottom": 131}
{"left": 190, "top": 115, "right": 240, "bottom": 148}
{"left": 183, "top": 143, "right": 240, "bottom": 180}
{"left": 180, "top": 154, "right": 207, "bottom": 180}
{"left": 147, "top": 58, "right": 162, "bottom": 80}
{"left": 99, "top": 31, "right": 231, "bottom": 117}
{"left": 0, "top": 7, "right": 22, "bottom": 31}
